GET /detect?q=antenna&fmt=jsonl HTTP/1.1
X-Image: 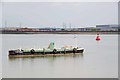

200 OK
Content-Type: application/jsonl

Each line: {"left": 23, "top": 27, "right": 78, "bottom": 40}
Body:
{"left": 19, "top": 23, "right": 22, "bottom": 28}
{"left": 69, "top": 23, "right": 71, "bottom": 29}
{"left": 63, "top": 23, "right": 66, "bottom": 29}
{"left": 5, "top": 21, "right": 7, "bottom": 28}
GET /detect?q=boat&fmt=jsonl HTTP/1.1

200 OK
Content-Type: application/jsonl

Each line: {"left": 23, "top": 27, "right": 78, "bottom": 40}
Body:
{"left": 8, "top": 42, "right": 84, "bottom": 57}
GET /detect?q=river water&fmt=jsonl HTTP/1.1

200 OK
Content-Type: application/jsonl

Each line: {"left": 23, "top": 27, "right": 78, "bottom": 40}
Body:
{"left": 2, "top": 34, "right": 118, "bottom": 78}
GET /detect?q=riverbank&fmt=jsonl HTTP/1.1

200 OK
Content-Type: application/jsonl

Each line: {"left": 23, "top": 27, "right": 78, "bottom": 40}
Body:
{"left": 1, "top": 31, "right": 119, "bottom": 34}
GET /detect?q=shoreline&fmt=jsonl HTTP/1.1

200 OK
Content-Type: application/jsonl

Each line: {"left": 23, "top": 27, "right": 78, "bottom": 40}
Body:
{"left": 1, "top": 31, "right": 119, "bottom": 34}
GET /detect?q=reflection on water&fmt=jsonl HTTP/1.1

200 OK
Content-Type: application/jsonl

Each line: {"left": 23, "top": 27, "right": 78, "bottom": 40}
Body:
{"left": 8, "top": 53, "right": 84, "bottom": 61}
{"left": 96, "top": 40, "right": 101, "bottom": 44}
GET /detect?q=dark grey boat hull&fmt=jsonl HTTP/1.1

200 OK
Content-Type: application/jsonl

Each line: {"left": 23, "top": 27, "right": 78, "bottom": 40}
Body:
{"left": 9, "top": 49, "right": 84, "bottom": 56}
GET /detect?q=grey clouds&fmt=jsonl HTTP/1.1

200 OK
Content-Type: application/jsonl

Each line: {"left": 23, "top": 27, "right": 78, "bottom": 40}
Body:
{"left": 2, "top": 2, "right": 118, "bottom": 28}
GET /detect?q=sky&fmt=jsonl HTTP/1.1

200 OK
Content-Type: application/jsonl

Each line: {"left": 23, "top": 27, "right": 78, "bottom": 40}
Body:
{"left": 1, "top": 2, "right": 118, "bottom": 28}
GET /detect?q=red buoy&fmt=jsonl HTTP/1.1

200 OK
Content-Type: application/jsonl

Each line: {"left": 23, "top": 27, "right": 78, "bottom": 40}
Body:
{"left": 96, "top": 34, "right": 101, "bottom": 41}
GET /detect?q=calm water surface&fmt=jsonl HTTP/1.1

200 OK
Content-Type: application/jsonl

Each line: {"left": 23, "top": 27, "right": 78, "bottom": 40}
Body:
{"left": 2, "top": 34, "right": 118, "bottom": 78}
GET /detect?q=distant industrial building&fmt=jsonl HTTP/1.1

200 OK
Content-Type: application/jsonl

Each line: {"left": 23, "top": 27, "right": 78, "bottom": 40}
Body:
{"left": 77, "top": 27, "right": 96, "bottom": 31}
{"left": 16, "top": 28, "right": 35, "bottom": 32}
{"left": 96, "top": 25, "right": 119, "bottom": 31}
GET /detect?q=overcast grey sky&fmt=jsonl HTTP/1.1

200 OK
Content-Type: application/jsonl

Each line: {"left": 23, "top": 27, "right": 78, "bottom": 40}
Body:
{"left": 2, "top": 2, "right": 118, "bottom": 28}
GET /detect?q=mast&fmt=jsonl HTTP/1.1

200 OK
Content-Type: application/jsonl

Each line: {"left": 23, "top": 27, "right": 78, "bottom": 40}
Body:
{"left": 74, "top": 34, "right": 77, "bottom": 47}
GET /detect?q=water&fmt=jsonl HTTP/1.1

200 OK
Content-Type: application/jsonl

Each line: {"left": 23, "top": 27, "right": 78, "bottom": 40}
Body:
{"left": 2, "top": 34, "right": 118, "bottom": 78}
